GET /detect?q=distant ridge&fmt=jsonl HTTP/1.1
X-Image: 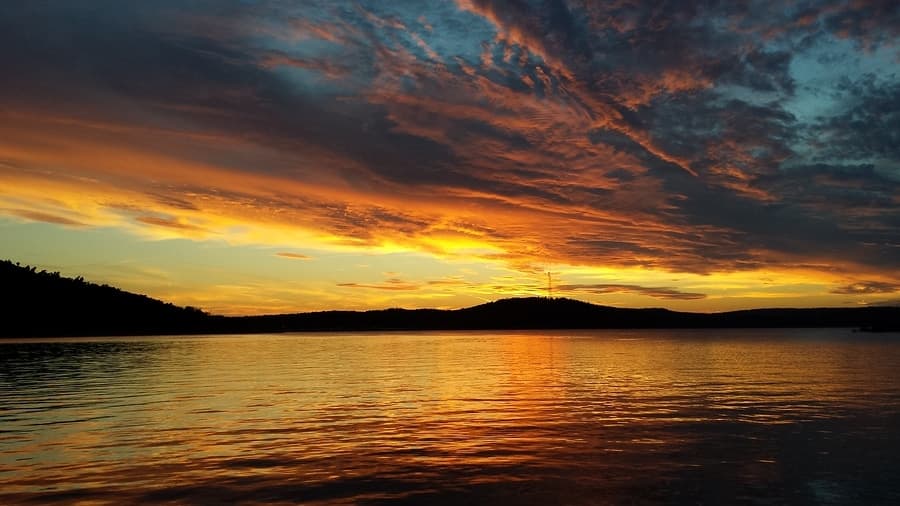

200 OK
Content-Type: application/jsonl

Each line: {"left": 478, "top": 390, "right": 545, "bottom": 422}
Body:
{"left": 2, "top": 260, "right": 898, "bottom": 337}
{"left": 226, "top": 297, "right": 900, "bottom": 333}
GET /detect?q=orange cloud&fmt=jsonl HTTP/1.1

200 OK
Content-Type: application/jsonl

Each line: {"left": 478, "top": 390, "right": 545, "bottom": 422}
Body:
{"left": 2, "top": 208, "right": 87, "bottom": 228}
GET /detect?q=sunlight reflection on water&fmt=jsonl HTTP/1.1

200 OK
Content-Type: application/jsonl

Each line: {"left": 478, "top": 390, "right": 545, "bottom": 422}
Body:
{"left": 2, "top": 329, "right": 900, "bottom": 504}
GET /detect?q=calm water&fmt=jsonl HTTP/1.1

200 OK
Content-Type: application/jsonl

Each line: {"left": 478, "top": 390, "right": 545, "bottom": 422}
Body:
{"left": 2, "top": 329, "right": 900, "bottom": 505}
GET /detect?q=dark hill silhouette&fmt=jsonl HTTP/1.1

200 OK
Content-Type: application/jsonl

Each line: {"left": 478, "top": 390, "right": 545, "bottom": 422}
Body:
{"left": 1, "top": 260, "right": 213, "bottom": 337}
{"left": 1, "top": 260, "right": 898, "bottom": 337}
{"left": 226, "top": 297, "right": 899, "bottom": 333}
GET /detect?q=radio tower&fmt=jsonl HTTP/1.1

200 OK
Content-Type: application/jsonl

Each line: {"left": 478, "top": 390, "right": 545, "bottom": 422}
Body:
{"left": 547, "top": 271, "right": 552, "bottom": 299}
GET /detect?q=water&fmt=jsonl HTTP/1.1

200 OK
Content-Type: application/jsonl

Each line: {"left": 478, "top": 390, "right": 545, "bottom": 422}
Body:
{"left": 2, "top": 329, "right": 900, "bottom": 505}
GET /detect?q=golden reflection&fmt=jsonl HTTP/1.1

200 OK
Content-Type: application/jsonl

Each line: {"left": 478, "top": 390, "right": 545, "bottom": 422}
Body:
{"left": 3, "top": 331, "right": 900, "bottom": 503}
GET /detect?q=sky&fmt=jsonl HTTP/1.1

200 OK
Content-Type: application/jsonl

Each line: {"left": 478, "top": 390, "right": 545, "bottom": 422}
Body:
{"left": 1, "top": 0, "right": 899, "bottom": 315}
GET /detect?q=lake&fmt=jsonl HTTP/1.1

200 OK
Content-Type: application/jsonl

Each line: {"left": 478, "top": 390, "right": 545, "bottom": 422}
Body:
{"left": 2, "top": 329, "right": 900, "bottom": 504}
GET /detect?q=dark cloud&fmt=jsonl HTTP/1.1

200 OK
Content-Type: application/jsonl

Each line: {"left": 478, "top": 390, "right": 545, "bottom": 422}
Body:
{"left": 760, "top": 164, "right": 898, "bottom": 216}
{"left": 718, "top": 50, "right": 796, "bottom": 94}
{"left": 0, "top": 1, "right": 469, "bottom": 191}
{"left": 831, "top": 281, "right": 900, "bottom": 295}
{"left": 870, "top": 298, "right": 900, "bottom": 307}
{"left": 820, "top": 0, "right": 900, "bottom": 50}
{"left": 557, "top": 284, "right": 706, "bottom": 301}
{"left": 810, "top": 76, "right": 900, "bottom": 161}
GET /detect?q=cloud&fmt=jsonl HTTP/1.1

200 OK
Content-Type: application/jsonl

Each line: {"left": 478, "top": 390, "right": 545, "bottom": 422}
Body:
{"left": 557, "top": 284, "right": 707, "bottom": 301}
{"left": 1, "top": 0, "right": 899, "bottom": 305}
{"left": 869, "top": 298, "right": 900, "bottom": 307}
{"left": 831, "top": 281, "right": 900, "bottom": 295}
{"left": 135, "top": 215, "right": 207, "bottom": 233}
{"left": 3, "top": 208, "right": 86, "bottom": 228}
{"left": 338, "top": 278, "right": 420, "bottom": 291}
{"left": 819, "top": 0, "right": 900, "bottom": 50}
{"left": 809, "top": 76, "right": 900, "bottom": 161}
{"left": 275, "top": 252, "right": 312, "bottom": 260}
{"left": 338, "top": 275, "right": 478, "bottom": 292}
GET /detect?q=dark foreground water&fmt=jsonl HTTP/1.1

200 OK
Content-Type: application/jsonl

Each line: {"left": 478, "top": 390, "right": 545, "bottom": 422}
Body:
{"left": 2, "top": 330, "right": 900, "bottom": 505}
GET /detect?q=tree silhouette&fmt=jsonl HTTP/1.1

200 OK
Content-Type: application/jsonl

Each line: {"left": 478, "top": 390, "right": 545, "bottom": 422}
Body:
{"left": 1, "top": 260, "right": 215, "bottom": 337}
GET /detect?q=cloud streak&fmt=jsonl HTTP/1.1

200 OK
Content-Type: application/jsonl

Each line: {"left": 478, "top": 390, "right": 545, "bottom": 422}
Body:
{"left": 338, "top": 278, "right": 421, "bottom": 291}
{"left": 831, "top": 281, "right": 900, "bottom": 295}
{"left": 275, "top": 252, "right": 313, "bottom": 261}
{"left": 557, "top": 284, "right": 707, "bottom": 301}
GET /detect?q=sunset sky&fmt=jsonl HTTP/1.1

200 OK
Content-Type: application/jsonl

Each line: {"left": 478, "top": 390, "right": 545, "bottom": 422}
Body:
{"left": 2, "top": 1, "right": 899, "bottom": 315}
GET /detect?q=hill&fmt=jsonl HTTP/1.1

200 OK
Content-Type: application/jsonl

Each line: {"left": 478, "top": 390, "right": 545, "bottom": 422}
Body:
{"left": 1, "top": 260, "right": 898, "bottom": 337}
{"left": 226, "top": 297, "right": 899, "bottom": 332}
{"left": 0, "top": 260, "right": 214, "bottom": 337}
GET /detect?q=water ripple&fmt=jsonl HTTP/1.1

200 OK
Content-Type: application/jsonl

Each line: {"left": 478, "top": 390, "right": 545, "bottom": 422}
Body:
{"left": 2, "top": 329, "right": 900, "bottom": 504}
